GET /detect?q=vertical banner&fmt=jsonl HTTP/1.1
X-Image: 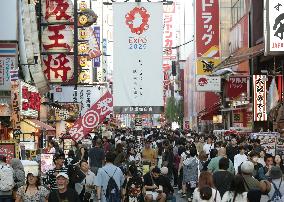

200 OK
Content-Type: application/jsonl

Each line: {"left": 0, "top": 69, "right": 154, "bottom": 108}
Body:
{"left": 113, "top": 2, "right": 164, "bottom": 114}
{"left": 253, "top": 75, "right": 267, "bottom": 121}
{"left": 267, "top": 0, "right": 284, "bottom": 53}
{"left": 69, "top": 91, "right": 113, "bottom": 142}
{"left": 195, "top": 0, "right": 220, "bottom": 74}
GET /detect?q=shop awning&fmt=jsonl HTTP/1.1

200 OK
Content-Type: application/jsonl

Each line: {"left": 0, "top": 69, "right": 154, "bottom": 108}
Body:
{"left": 23, "top": 119, "right": 55, "bottom": 131}
{"left": 198, "top": 102, "right": 222, "bottom": 120}
{"left": 213, "top": 43, "right": 264, "bottom": 71}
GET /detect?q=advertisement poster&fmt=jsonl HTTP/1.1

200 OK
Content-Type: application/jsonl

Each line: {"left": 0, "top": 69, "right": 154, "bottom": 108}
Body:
{"left": 0, "top": 140, "right": 19, "bottom": 164}
{"left": 113, "top": 3, "right": 164, "bottom": 114}
{"left": 251, "top": 132, "right": 279, "bottom": 155}
{"left": 40, "top": 154, "right": 54, "bottom": 175}
{"left": 196, "top": 75, "right": 221, "bottom": 92}
{"left": 276, "top": 137, "right": 284, "bottom": 159}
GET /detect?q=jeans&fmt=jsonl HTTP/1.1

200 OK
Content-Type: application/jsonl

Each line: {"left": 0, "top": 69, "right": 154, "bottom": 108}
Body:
{"left": 0, "top": 195, "right": 13, "bottom": 202}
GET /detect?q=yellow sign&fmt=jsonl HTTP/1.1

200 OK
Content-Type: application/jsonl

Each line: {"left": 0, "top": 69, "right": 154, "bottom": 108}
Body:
{"left": 196, "top": 58, "right": 221, "bottom": 75}
{"left": 79, "top": 15, "right": 88, "bottom": 25}
{"left": 79, "top": 56, "right": 88, "bottom": 67}
{"left": 79, "top": 28, "right": 89, "bottom": 40}
{"left": 78, "top": 43, "right": 89, "bottom": 54}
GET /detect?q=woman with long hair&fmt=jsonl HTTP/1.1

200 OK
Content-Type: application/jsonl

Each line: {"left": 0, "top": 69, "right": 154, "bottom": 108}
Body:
{"left": 15, "top": 172, "right": 49, "bottom": 202}
{"left": 274, "top": 154, "right": 284, "bottom": 173}
{"left": 221, "top": 175, "right": 248, "bottom": 202}
{"left": 192, "top": 171, "right": 221, "bottom": 202}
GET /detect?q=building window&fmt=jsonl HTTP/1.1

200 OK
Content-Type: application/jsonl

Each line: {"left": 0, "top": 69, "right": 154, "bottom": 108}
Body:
{"left": 231, "top": 0, "right": 245, "bottom": 27}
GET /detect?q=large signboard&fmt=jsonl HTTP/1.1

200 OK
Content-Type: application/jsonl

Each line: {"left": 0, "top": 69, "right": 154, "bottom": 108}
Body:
{"left": 113, "top": 3, "right": 164, "bottom": 114}
{"left": 253, "top": 75, "right": 267, "bottom": 121}
{"left": 19, "top": 82, "right": 41, "bottom": 118}
{"left": 266, "top": 0, "right": 284, "bottom": 53}
{"left": 196, "top": 0, "right": 220, "bottom": 75}
{"left": 69, "top": 91, "right": 113, "bottom": 142}
{"left": 196, "top": 0, "right": 219, "bottom": 58}
{"left": 196, "top": 75, "right": 221, "bottom": 92}
{"left": 53, "top": 85, "right": 107, "bottom": 115}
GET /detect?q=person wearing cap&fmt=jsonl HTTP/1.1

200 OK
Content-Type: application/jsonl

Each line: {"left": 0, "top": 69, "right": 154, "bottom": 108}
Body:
{"left": 48, "top": 172, "right": 80, "bottom": 202}
{"left": 46, "top": 153, "right": 68, "bottom": 191}
{"left": 240, "top": 161, "right": 261, "bottom": 191}
{"left": 267, "top": 166, "right": 284, "bottom": 201}
{"left": 15, "top": 172, "right": 49, "bottom": 202}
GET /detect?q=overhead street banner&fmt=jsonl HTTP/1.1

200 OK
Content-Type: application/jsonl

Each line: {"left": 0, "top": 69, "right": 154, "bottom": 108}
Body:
{"left": 69, "top": 91, "right": 113, "bottom": 142}
{"left": 113, "top": 2, "right": 164, "bottom": 114}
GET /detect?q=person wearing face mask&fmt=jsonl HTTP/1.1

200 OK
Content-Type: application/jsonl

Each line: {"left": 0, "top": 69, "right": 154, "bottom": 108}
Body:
{"left": 48, "top": 173, "right": 80, "bottom": 202}
{"left": 75, "top": 160, "right": 96, "bottom": 202}
{"left": 248, "top": 151, "right": 263, "bottom": 180}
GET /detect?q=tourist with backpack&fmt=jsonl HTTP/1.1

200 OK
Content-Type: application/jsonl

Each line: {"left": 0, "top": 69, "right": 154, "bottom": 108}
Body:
{"left": 95, "top": 152, "right": 124, "bottom": 202}
{"left": 0, "top": 155, "right": 15, "bottom": 202}
{"left": 267, "top": 166, "right": 284, "bottom": 202}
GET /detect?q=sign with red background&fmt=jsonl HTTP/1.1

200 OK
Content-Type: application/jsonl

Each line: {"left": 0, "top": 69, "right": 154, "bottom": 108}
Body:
{"left": 226, "top": 76, "right": 248, "bottom": 99}
{"left": 69, "top": 91, "right": 113, "bottom": 142}
{"left": 196, "top": 0, "right": 219, "bottom": 57}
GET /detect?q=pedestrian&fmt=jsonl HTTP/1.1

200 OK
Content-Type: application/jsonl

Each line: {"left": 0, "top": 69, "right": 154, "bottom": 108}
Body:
{"left": 267, "top": 166, "right": 284, "bottom": 201}
{"left": 122, "top": 165, "right": 145, "bottom": 202}
{"left": 203, "top": 136, "right": 214, "bottom": 156}
{"left": 46, "top": 140, "right": 56, "bottom": 154}
{"left": 226, "top": 138, "right": 239, "bottom": 163}
{"left": 240, "top": 161, "right": 261, "bottom": 191}
{"left": 142, "top": 139, "right": 157, "bottom": 166}
{"left": 257, "top": 153, "right": 274, "bottom": 181}
{"left": 248, "top": 151, "right": 263, "bottom": 180}
{"left": 207, "top": 148, "right": 234, "bottom": 174}
{"left": 0, "top": 155, "right": 14, "bottom": 202}
{"left": 15, "top": 172, "right": 49, "bottom": 202}
{"left": 221, "top": 175, "right": 248, "bottom": 202}
{"left": 88, "top": 139, "right": 105, "bottom": 175}
{"left": 247, "top": 189, "right": 262, "bottom": 202}
{"left": 46, "top": 153, "right": 69, "bottom": 191}
{"left": 274, "top": 154, "right": 284, "bottom": 173}
{"left": 233, "top": 146, "right": 247, "bottom": 174}
{"left": 143, "top": 167, "right": 167, "bottom": 202}
{"left": 213, "top": 157, "right": 234, "bottom": 198}
{"left": 95, "top": 152, "right": 124, "bottom": 202}
{"left": 75, "top": 160, "right": 96, "bottom": 202}
{"left": 192, "top": 171, "right": 221, "bottom": 202}
{"left": 10, "top": 158, "right": 25, "bottom": 199}
{"left": 48, "top": 173, "right": 80, "bottom": 202}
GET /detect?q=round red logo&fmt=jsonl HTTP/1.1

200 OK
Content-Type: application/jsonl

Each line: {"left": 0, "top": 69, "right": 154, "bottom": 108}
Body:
{"left": 125, "top": 7, "right": 150, "bottom": 35}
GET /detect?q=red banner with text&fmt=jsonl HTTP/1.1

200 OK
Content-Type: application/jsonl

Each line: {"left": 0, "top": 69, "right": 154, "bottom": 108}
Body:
{"left": 69, "top": 91, "right": 113, "bottom": 142}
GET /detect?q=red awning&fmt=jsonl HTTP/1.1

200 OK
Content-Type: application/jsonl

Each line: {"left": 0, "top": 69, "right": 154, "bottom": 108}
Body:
{"left": 198, "top": 102, "right": 221, "bottom": 120}
{"left": 24, "top": 119, "right": 55, "bottom": 131}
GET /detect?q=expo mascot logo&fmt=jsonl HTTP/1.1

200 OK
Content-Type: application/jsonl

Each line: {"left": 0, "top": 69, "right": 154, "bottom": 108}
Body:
{"left": 125, "top": 7, "right": 150, "bottom": 35}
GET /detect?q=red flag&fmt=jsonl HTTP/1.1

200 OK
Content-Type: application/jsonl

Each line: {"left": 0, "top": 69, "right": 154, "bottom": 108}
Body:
{"left": 69, "top": 91, "right": 113, "bottom": 142}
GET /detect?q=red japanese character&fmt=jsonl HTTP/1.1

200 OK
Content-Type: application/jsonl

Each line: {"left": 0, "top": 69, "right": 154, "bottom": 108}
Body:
{"left": 45, "top": 0, "right": 72, "bottom": 22}
{"left": 43, "top": 54, "right": 72, "bottom": 82}
{"left": 43, "top": 25, "right": 71, "bottom": 51}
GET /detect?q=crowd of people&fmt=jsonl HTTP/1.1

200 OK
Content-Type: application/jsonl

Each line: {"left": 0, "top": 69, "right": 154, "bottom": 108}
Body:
{"left": 0, "top": 128, "right": 284, "bottom": 202}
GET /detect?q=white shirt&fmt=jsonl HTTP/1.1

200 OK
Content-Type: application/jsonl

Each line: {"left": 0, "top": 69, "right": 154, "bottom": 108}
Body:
{"left": 234, "top": 154, "right": 248, "bottom": 173}
{"left": 75, "top": 170, "right": 96, "bottom": 199}
{"left": 192, "top": 187, "right": 221, "bottom": 202}
{"left": 222, "top": 191, "right": 247, "bottom": 202}
{"left": 203, "top": 143, "right": 214, "bottom": 155}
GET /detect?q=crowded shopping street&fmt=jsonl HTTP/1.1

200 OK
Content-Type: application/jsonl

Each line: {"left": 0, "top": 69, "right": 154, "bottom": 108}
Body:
{"left": 2, "top": 0, "right": 284, "bottom": 202}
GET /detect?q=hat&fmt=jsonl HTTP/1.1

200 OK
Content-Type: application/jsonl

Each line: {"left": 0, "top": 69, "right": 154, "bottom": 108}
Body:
{"left": 27, "top": 171, "right": 39, "bottom": 177}
{"left": 53, "top": 153, "right": 65, "bottom": 162}
{"left": 241, "top": 161, "right": 254, "bottom": 174}
{"left": 161, "top": 167, "right": 168, "bottom": 175}
{"left": 56, "top": 172, "right": 69, "bottom": 180}
{"left": 270, "top": 166, "right": 283, "bottom": 179}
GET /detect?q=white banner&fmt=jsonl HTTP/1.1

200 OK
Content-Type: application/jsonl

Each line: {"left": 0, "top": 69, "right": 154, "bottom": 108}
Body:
{"left": 196, "top": 75, "right": 221, "bottom": 92}
{"left": 52, "top": 86, "right": 107, "bottom": 115}
{"left": 253, "top": 75, "right": 267, "bottom": 121}
{"left": 113, "top": 2, "right": 164, "bottom": 114}
{"left": 268, "top": 0, "right": 284, "bottom": 52}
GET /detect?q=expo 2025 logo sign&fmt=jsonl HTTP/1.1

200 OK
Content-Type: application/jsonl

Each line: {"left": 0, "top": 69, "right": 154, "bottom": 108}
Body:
{"left": 125, "top": 7, "right": 150, "bottom": 35}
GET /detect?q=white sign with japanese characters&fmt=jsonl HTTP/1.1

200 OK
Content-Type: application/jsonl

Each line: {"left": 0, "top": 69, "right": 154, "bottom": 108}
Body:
{"left": 268, "top": 0, "right": 284, "bottom": 52}
{"left": 253, "top": 75, "right": 267, "bottom": 121}
{"left": 196, "top": 75, "right": 221, "bottom": 92}
{"left": 113, "top": 3, "right": 164, "bottom": 114}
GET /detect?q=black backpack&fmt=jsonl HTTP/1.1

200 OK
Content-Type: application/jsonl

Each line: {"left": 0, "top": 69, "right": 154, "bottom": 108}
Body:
{"left": 104, "top": 168, "right": 121, "bottom": 202}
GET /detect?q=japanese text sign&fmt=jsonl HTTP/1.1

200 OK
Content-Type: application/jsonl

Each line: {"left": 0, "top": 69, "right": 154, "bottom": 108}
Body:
{"left": 253, "top": 75, "right": 267, "bottom": 121}
{"left": 196, "top": 75, "right": 221, "bottom": 92}
{"left": 268, "top": 0, "right": 284, "bottom": 52}
{"left": 226, "top": 76, "right": 248, "bottom": 99}
{"left": 69, "top": 91, "right": 113, "bottom": 142}
{"left": 196, "top": 0, "right": 219, "bottom": 57}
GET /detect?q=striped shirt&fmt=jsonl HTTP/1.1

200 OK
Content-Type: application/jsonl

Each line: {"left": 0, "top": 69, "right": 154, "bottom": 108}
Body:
{"left": 46, "top": 167, "right": 68, "bottom": 191}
